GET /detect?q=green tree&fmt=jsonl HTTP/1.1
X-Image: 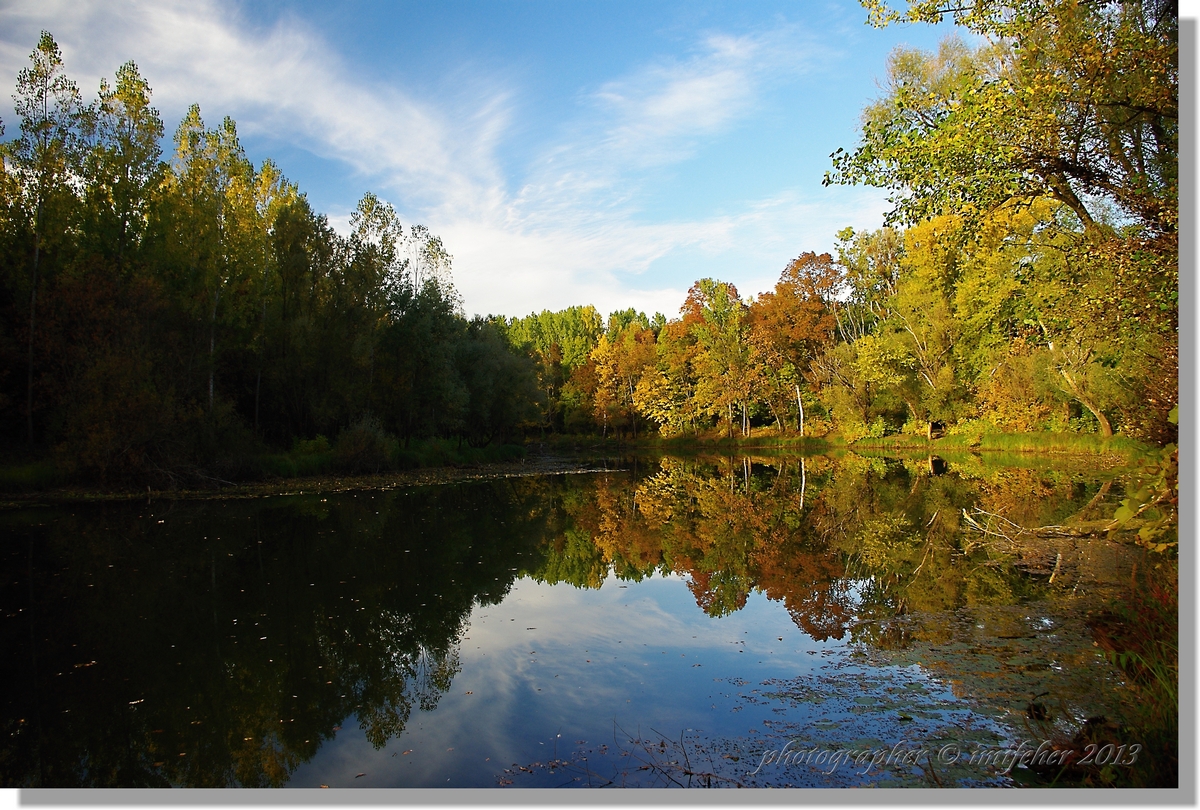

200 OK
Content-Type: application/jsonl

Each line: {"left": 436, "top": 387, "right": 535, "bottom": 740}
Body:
{"left": 832, "top": 0, "right": 1177, "bottom": 234}
{"left": 8, "top": 31, "right": 81, "bottom": 446}
{"left": 827, "top": 1, "right": 1178, "bottom": 440}
{"left": 77, "top": 61, "right": 165, "bottom": 270}
{"left": 686, "top": 279, "right": 755, "bottom": 437}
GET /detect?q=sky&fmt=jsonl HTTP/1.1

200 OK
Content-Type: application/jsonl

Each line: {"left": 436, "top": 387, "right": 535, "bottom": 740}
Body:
{"left": 0, "top": 2, "right": 1019, "bottom": 319}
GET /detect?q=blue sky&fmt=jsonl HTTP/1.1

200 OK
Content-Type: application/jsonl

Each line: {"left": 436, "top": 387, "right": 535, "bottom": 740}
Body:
{"left": 2, "top": 1, "right": 962, "bottom": 318}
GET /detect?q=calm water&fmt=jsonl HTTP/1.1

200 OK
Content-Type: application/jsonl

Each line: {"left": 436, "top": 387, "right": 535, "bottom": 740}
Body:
{"left": 0, "top": 452, "right": 1145, "bottom": 788}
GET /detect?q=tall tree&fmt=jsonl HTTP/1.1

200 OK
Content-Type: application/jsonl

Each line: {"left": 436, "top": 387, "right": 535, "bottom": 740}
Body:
{"left": 9, "top": 31, "right": 81, "bottom": 446}
{"left": 827, "top": 0, "right": 1178, "bottom": 440}
{"left": 77, "top": 61, "right": 164, "bottom": 270}
{"left": 686, "top": 279, "right": 755, "bottom": 437}
{"left": 748, "top": 252, "right": 841, "bottom": 433}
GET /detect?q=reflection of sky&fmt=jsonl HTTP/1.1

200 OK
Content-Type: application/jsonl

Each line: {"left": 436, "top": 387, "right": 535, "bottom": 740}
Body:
{"left": 289, "top": 570, "right": 841, "bottom": 787}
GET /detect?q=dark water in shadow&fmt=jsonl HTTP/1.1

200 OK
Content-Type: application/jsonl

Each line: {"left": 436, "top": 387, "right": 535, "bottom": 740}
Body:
{"left": 0, "top": 452, "right": 1148, "bottom": 787}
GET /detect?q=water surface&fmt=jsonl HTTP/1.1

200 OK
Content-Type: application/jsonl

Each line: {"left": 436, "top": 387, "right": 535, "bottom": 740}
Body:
{"left": 0, "top": 452, "right": 1145, "bottom": 787}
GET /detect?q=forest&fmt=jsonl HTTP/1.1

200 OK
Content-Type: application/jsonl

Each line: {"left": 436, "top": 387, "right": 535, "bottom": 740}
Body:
{"left": 0, "top": 0, "right": 1177, "bottom": 488}
{"left": 0, "top": 33, "right": 541, "bottom": 486}
{"left": 502, "top": 1, "right": 1177, "bottom": 448}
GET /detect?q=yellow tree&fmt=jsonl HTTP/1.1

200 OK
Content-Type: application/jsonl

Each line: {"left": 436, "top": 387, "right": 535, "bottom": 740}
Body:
{"left": 589, "top": 322, "right": 655, "bottom": 438}
{"left": 634, "top": 319, "right": 700, "bottom": 436}
{"left": 685, "top": 279, "right": 757, "bottom": 437}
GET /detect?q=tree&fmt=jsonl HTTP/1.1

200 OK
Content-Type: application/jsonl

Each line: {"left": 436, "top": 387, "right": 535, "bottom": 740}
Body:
{"left": 826, "top": 1, "right": 1178, "bottom": 440}
{"left": 77, "top": 61, "right": 164, "bottom": 270}
{"left": 503, "top": 306, "right": 604, "bottom": 432}
{"left": 344, "top": 192, "right": 406, "bottom": 418}
{"left": 685, "top": 279, "right": 756, "bottom": 437}
{"left": 634, "top": 319, "right": 700, "bottom": 437}
{"left": 157, "top": 106, "right": 259, "bottom": 415}
{"left": 831, "top": 0, "right": 1178, "bottom": 234}
{"left": 748, "top": 252, "right": 842, "bottom": 433}
{"left": 8, "top": 31, "right": 81, "bottom": 446}
{"left": 590, "top": 321, "right": 655, "bottom": 439}
{"left": 244, "top": 159, "right": 298, "bottom": 433}
{"left": 455, "top": 318, "right": 540, "bottom": 446}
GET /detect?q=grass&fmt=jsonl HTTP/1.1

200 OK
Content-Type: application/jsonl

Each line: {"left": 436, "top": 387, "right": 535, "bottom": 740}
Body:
{"left": 846, "top": 430, "right": 1151, "bottom": 458}
{"left": 0, "top": 461, "right": 62, "bottom": 491}
{"left": 533, "top": 427, "right": 1153, "bottom": 462}
{"left": 258, "top": 451, "right": 336, "bottom": 478}
{"left": 1, "top": 437, "right": 528, "bottom": 498}
{"left": 392, "top": 438, "right": 526, "bottom": 469}
{"left": 532, "top": 427, "right": 831, "bottom": 454}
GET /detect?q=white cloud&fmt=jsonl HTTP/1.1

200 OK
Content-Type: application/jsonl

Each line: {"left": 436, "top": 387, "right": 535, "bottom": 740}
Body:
{"left": 0, "top": 0, "right": 886, "bottom": 320}
{"left": 0, "top": 0, "right": 492, "bottom": 208}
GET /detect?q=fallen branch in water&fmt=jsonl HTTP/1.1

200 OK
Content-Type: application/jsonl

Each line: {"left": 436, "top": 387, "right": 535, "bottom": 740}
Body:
{"left": 961, "top": 508, "right": 1137, "bottom": 542}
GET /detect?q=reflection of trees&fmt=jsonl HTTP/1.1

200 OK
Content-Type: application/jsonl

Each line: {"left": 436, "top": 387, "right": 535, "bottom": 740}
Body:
{"left": 0, "top": 463, "right": 1124, "bottom": 785}
{"left": 540, "top": 453, "right": 1117, "bottom": 647}
{"left": 0, "top": 477, "right": 560, "bottom": 787}
{"left": 320, "top": 610, "right": 462, "bottom": 750}
{"left": 540, "top": 455, "right": 854, "bottom": 639}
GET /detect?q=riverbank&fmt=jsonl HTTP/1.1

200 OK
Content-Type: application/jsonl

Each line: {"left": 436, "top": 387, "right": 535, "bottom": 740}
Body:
{"left": 2, "top": 428, "right": 1155, "bottom": 506}
{"left": 0, "top": 452, "right": 605, "bottom": 510}
{"left": 531, "top": 428, "right": 1153, "bottom": 460}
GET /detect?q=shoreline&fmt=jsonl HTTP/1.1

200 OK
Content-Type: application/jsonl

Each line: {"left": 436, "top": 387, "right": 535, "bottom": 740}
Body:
{"left": 0, "top": 430, "right": 1153, "bottom": 508}
{"left": 0, "top": 454, "right": 609, "bottom": 510}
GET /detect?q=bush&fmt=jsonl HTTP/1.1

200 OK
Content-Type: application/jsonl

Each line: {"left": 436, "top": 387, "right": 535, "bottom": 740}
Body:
{"left": 292, "top": 435, "right": 331, "bottom": 456}
{"left": 0, "top": 461, "right": 62, "bottom": 491}
{"left": 333, "top": 417, "right": 397, "bottom": 474}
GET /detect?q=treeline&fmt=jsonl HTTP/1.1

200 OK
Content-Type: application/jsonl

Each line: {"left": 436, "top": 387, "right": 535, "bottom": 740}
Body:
{"left": 501, "top": 0, "right": 1177, "bottom": 447}
{"left": 1, "top": 0, "right": 1179, "bottom": 487}
{"left": 0, "top": 34, "right": 540, "bottom": 485}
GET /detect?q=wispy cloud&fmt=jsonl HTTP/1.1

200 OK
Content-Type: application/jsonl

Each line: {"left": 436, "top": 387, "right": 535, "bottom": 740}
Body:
{"left": 0, "top": 0, "right": 502, "bottom": 213}
{"left": 0, "top": 0, "right": 888, "bottom": 319}
{"left": 587, "top": 30, "right": 809, "bottom": 168}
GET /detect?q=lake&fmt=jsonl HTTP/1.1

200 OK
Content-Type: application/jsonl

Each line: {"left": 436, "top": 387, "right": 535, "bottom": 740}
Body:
{"left": 0, "top": 451, "right": 1153, "bottom": 788}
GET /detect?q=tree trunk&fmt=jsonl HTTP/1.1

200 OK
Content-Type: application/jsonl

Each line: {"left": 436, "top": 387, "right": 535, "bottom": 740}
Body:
{"left": 366, "top": 341, "right": 374, "bottom": 417}
{"left": 26, "top": 227, "right": 40, "bottom": 447}
{"left": 795, "top": 384, "right": 804, "bottom": 437}
{"left": 799, "top": 456, "right": 806, "bottom": 511}
{"left": 628, "top": 377, "right": 636, "bottom": 440}
{"left": 255, "top": 299, "right": 265, "bottom": 432}
{"left": 1059, "top": 368, "right": 1113, "bottom": 437}
{"left": 1076, "top": 395, "right": 1113, "bottom": 437}
{"left": 208, "top": 311, "right": 216, "bottom": 413}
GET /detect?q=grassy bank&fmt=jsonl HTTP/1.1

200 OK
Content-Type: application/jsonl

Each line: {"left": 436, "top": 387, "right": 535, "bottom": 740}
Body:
{"left": 844, "top": 430, "right": 1151, "bottom": 458}
{"left": 0, "top": 428, "right": 1157, "bottom": 494}
{"left": 530, "top": 428, "right": 831, "bottom": 454}
{"left": 0, "top": 460, "right": 63, "bottom": 491}
{"left": 530, "top": 428, "right": 1151, "bottom": 459}
{"left": 0, "top": 453, "right": 601, "bottom": 509}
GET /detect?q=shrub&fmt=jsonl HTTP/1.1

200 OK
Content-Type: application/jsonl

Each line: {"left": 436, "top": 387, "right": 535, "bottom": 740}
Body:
{"left": 292, "top": 435, "right": 331, "bottom": 456}
{"left": 333, "top": 417, "right": 396, "bottom": 474}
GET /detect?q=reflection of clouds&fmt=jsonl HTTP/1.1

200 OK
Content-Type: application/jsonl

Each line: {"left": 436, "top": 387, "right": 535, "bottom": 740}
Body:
{"left": 291, "top": 567, "right": 828, "bottom": 785}
{"left": 461, "top": 572, "right": 816, "bottom": 693}
{"left": 426, "top": 573, "right": 817, "bottom": 771}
